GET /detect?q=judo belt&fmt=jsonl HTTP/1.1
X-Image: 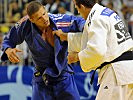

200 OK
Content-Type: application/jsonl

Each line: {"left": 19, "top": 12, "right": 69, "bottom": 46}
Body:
{"left": 34, "top": 66, "right": 74, "bottom": 85}
{"left": 90, "top": 51, "right": 133, "bottom": 85}
{"left": 34, "top": 65, "right": 74, "bottom": 77}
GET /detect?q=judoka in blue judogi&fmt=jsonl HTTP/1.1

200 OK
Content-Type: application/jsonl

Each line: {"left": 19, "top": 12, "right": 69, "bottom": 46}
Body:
{"left": 1, "top": 1, "right": 85, "bottom": 100}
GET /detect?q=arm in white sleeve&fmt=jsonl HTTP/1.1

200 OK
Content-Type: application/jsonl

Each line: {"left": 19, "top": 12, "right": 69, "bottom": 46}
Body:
{"left": 68, "top": 32, "right": 82, "bottom": 52}
{"left": 78, "top": 18, "right": 109, "bottom": 72}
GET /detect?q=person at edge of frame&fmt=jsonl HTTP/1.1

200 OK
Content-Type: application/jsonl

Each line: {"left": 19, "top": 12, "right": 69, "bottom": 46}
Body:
{"left": 1, "top": 1, "right": 86, "bottom": 100}
{"left": 53, "top": 0, "right": 133, "bottom": 100}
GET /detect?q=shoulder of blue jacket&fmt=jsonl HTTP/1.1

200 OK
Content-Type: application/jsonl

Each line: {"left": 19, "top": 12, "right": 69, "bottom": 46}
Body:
{"left": 15, "top": 15, "right": 29, "bottom": 28}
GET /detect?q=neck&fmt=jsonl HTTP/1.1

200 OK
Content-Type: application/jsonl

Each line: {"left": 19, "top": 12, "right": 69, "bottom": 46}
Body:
{"left": 84, "top": 8, "right": 91, "bottom": 20}
{"left": 38, "top": 26, "right": 49, "bottom": 32}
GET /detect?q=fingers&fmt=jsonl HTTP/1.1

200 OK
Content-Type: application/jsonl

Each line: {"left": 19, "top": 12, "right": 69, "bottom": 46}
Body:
{"left": 67, "top": 56, "right": 74, "bottom": 64}
{"left": 67, "top": 56, "right": 77, "bottom": 64}
{"left": 67, "top": 52, "right": 79, "bottom": 64}
{"left": 53, "top": 30, "right": 67, "bottom": 41}
{"left": 12, "top": 48, "right": 22, "bottom": 62}
{"left": 10, "top": 51, "right": 20, "bottom": 63}
{"left": 14, "top": 48, "right": 23, "bottom": 52}
{"left": 8, "top": 56, "right": 19, "bottom": 63}
{"left": 6, "top": 48, "right": 22, "bottom": 63}
{"left": 67, "top": 59, "right": 71, "bottom": 64}
{"left": 8, "top": 53, "right": 20, "bottom": 63}
{"left": 52, "top": 30, "right": 61, "bottom": 37}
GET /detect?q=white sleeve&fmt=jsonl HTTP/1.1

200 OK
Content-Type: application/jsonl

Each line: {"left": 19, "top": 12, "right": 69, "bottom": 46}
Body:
{"left": 79, "top": 18, "right": 108, "bottom": 72}
{"left": 67, "top": 32, "right": 82, "bottom": 52}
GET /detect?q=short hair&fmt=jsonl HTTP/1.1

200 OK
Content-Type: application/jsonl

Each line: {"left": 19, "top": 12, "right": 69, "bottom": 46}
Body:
{"left": 75, "top": 0, "right": 97, "bottom": 8}
{"left": 27, "top": 1, "right": 44, "bottom": 17}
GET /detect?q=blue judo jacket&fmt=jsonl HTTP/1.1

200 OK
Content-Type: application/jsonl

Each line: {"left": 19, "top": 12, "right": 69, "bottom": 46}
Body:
{"left": 1, "top": 14, "right": 85, "bottom": 79}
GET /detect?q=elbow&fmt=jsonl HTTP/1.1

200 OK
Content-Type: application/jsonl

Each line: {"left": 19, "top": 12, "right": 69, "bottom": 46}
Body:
{"left": 82, "top": 67, "right": 92, "bottom": 72}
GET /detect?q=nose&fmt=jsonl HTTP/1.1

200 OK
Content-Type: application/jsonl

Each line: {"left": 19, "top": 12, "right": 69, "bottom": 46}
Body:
{"left": 41, "top": 15, "right": 47, "bottom": 22}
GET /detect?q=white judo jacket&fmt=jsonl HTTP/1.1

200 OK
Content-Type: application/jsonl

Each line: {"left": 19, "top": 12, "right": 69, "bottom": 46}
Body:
{"left": 68, "top": 3, "right": 133, "bottom": 85}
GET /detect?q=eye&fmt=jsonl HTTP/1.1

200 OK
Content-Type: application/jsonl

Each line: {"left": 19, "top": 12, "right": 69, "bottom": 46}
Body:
{"left": 43, "top": 12, "right": 45, "bottom": 15}
{"left": 38, "top": 17, "right": 41, "bottom": 20}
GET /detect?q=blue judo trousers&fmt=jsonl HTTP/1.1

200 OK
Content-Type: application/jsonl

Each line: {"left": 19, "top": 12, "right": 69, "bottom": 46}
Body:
{"left": 1, "top": 14, "right": 85, "bottom": 100}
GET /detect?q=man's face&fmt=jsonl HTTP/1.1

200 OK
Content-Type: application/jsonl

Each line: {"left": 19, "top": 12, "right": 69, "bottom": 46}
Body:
{"left": 30, "top": 6, "right": 50, "bottom": 28}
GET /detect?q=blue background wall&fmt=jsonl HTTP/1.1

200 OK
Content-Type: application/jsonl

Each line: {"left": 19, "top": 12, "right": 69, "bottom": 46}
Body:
{"left": 0, "top": 64, "right": 99, "bottom": 100}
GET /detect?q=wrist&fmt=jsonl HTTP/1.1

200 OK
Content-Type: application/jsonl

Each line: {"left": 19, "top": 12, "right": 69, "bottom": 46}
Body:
{"left": 63, "top": 33, "right": 68, "bottom": 41}
{"left": 64, "top": 33, "right": 68, "bottom": 41}
{"left": 5, "top": 48, "right": 11, "bottom": 54}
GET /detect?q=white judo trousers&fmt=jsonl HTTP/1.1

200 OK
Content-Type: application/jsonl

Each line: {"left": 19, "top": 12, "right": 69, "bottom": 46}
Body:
{"left": 97, "top": 64, "right": 133, "bottom": 100}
